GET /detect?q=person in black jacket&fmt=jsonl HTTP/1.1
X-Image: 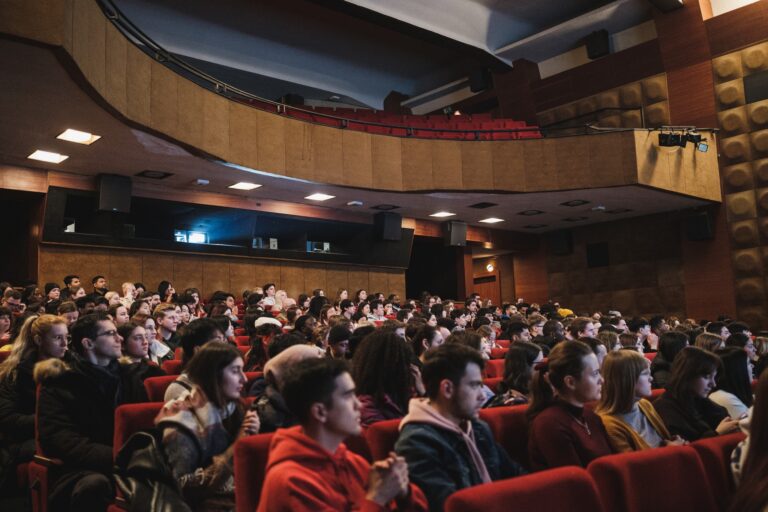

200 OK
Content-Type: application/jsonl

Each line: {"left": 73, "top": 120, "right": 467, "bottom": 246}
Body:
{"left": 654, "top": 346, "right": 740, "bottom": 442}
{"left": 36, "top": 312, "right": 143, "bottom": 511}
{"left": 396, "top": 343, "right": 526, "bottom": 512}
{"left": 0, "top": 314, "right": 69, "bottom": 489}
{"left": 651, "top": 331, "right": 689, "bottom": 389}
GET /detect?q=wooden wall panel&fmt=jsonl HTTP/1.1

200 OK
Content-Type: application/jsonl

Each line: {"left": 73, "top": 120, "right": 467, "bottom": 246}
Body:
{"left": 251, "top": 261, "right": 280, "bottom": 289}
{"left": 554, "top": 137, "right": 591, "bottom": 190}
{"left": 432, "top": 140, "right": 463, "bottom": 190}
{"left": 142, "top": 254, "right": 174, "bottom": 293}
{"left": 280, "top": 263, "right": 305, "bottom": 299}
{"left": 178, "top": 79, "right": 206, "bottom": 151}
{"left": 285, "top": 120, "right": 315, "bottom": 181}
{"left": 401, "top": 139, "right": 433, "bottom": 190}
{"left": 202, "top": 259, "right": 230, "bottom": 297}
{"left": 104, "top": 22, "right": 128, "bottom": 115}
{"left": 492, "top": 142, "right": 525, "bottom": 191}
{"left": 342, "top": 131, "right": 373, "bottom": 188}
{"left": 202, "top": 92, "right": 230, "bottom": 161}
{"left": 109, "top": 254, "right": 142, "bottom": 290}
{"left": 347, "top": 269, "right": 370, "bottom": 296}
{"left": 368, "top": 271, "right": 389, "bottom": 296}
{"left": 150, "top": 62, "right": 179, "bottom": 137}
{"left": 326, "top": 268, "right": 349, "bottom": 298}
{"left": 255, "top": 110, "right": 286, "bottom": 174}
{"left": 513, "top": 242, "right": 549, "bottom": 304}
{"left": 0, "top": 0, "right": 65, "bottom": 46}
{"left": 125, "top": 44, "right": 151, "bottom": 126}
{"left": 302, "top": 264, "right": 327, "bottom": 296}
{"left": 461, "top": 143, "right": 494, "bottom": 190}
{"left": 372, "top": 136, "right": 403, "bottom": 190}
{"left": 229, "top": 262, "right": 257, "bottom": 294}
{"left": 313, "top": 125, "right": 344, "bottom": 185}
{"left": 173, "top": 256, "right": 203, "bottom": 294}
{"left": 706, "top": 0, "right": 768, "bottom": 57}
{"left": 523, "top": 140, "right": 559, "bottom": 191}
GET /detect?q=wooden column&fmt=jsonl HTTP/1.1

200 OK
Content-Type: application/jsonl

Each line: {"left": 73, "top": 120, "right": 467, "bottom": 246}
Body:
{"left": 513, "top": 240, "right": 549, "bottom": 304}
{"left": 493, "top": 59, "right": 541, "bottom": 125}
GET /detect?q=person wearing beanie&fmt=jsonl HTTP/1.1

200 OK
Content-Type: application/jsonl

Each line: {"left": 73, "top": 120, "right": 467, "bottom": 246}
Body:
{"left": 44, "top": 283, "right": 61, "bottom": 303}
{"left": 327, "top": 325, "right": 351, "bottom": 359}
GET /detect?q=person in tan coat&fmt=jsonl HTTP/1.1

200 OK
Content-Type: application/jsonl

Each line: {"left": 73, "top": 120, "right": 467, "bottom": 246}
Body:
{"left": 596, "top": 350, "right": 688, "bottom": 452}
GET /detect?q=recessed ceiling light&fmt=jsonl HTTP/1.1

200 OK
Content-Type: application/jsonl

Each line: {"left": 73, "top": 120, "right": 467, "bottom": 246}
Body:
{"left": 469, "top": 202, "right": 498, "bottom": 209}
{"left": 371, "top": 204, "right": 400, "bottom": 211}
{"left": 430, "top": 211, "right": 456, "bottom": 218}
{"left": 518, "top": 209, "right": 544, "bottom": 216}
{"left": 305, "top": 193, "right": 335, "bottom": 201}
{"left": 56, "top": 129, "right": 101, "bottom": 145}
{"left": 524, "top": 224, "right": 548, "bottom": 229}
{"left": 136, "top": 170, "right": 173, "bottom": 179}
{"left": 563, "top": 216, "right": 588, "bottom": 222}
{"left": 346, "top": 200, "right": 363, "bottom": 206}
{"left": 28, "top": 150, "right": 68, "bottom": 163}
{"left": 605, "top": 208, "right": 633, "bottom": 214}
{"left": 479, "top": 217, "right": 504, "bottom": 224}
{"left": 228, "top": 182, "right": 262, "bottom": 190}
{"left": 561, "top": 199, "right": 590, "bottom": 207}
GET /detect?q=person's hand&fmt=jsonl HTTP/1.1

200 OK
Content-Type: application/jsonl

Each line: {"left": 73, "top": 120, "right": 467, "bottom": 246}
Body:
{"left": 410, "top": 364, "right": 426, "bottom": 396}
{"left": 366, "top": 453, "right": 409, "bottom": 505}
{"left": 239, "top": 410, "right": 260, "bottom": 438}
{"left": 666, "top": 435, "right": 688, "bottom": 446}
{"left": 503, "top": 389, "right": 528, "bottom": 406}
{"left": 715, "top": 416, "right": 740, "bottom": 435}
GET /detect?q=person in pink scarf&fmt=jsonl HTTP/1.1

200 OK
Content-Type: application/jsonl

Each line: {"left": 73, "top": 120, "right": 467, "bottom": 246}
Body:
{"left": 395, "top": 343, "right": 526, "bottom": 512}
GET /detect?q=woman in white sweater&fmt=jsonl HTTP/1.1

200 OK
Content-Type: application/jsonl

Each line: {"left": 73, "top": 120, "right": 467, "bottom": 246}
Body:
{"left": 709, "top": 347, "right": 753, "bottom": 420}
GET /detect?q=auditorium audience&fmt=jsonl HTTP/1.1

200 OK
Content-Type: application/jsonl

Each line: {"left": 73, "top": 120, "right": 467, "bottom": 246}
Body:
{"left": 396, "top": 343, "right": 524, "bottom": 511}
{"left": 654, "top": 346, "right": 740, "bottom": 441}
{"left": 164, "top": 319, "right": 227, "bottom": 401}
{"left": 695, "top": 332, "right": 725, "bottom": 353}
{"left": 0, "top": 306, "right": 11, "bottom": 343}
{"left": 117, "top": 321, "right": 165, "bottom": 402}
{"left": 596, "top": 350, "right": 685, "bottom": 452}
{"left": 650, "top": 331, "right": 689, "bottom": 389}
{"left": 486, "top": 341, "right": 542, "bottom": 407}
{"left": 411, "top": 324, "right": 444, "bottom": 365}
{"left": 258, "top": 357, "right": 428, "bottom": 511}
{"left": 156, "top": 343, "right": 259, "bottom": 511}
{"left": 709, "top": 347, "right": 753, "bottom": 419}
{"left": 527, "top": 340, "right": 613, "bottom": 469}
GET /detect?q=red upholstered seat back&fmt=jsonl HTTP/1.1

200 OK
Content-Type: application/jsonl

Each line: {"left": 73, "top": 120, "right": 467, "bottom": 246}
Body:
{"left": 478, "top": 404, "right": 530, "bottom": 468}
{"left": 483, "top": 377, "right": 503, "bottom": 393}
{"left": 161, "top": 359, "right": 182, "bottom": 375}
{"left": 113, "top": 402, "right": 164, "bottom": 457}
{"left": 235, "top": 335, "right": 250, "bottom": 346}
{"left": 445, "top": 466, "right": 604, "bottom": 512}
{"left": 691, "top": 432, "right": 746, "bottom": 510}
{"left": 364, "top": 419, "right": 401, "bottom": 461}
{"left": 588, "top": 446, "right": 718, "bottom": 512}
{"left": 143, "top": 375, "right": 179, "bottom": 402}
{"left": 234, "top": 433, "right": 274, "bottom": 512}
{"left": 484, "top": 358, "right": 505, "bottom": 378}
{"left": 490, "top": 347, "right": 508, "bottom": 359}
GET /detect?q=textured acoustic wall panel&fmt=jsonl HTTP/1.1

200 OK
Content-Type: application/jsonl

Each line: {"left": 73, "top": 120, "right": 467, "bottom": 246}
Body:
{"left": 713, "top": 54, "right": 743, "bottom": 83}
{"left": 715, "top": 79, "right": 746, "bottom": 108}
{"left": 538, "top": 74, "right": 671, "bottom": 129}
{"left": 726, "top": 190, "right": 758, "bottom": 221}
{"left": 724, "top": 163, "right": 754, "bottom": 191}
{"left": 732, "top": 248, "right": 762, "bottom": 276}
{"left": 718, "top": 106, "right": 749, "bottom": 134}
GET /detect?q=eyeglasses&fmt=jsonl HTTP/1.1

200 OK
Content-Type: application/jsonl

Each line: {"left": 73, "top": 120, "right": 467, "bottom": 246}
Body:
{"left": 51, "top": 334, "right": 72, "bottom": 345}
{"left": 95, "top": 330, "right": 119, "bottom": 338}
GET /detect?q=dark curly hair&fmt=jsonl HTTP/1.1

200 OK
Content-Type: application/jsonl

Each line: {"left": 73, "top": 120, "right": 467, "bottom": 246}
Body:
{"left": 351, "top": 329, "right": 413, "bottom": 413}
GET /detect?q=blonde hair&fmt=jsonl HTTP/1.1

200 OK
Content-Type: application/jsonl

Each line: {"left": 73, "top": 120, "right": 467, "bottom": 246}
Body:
{"left": 597, "top": 350, "right": 650, "bottom": 415}
{"left": 0, "top": 314, "right": 67, "bottom": 382}
{"left": 153, "top": 302, "right": 176, "bottom": 320}
{"left": 695, "top": 332, "right": 723, "bottom": 353}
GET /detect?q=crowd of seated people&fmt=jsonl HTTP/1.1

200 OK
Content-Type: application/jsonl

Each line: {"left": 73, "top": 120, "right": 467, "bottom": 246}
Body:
{"left": 0, "top": 277, "right": 766, "bottom": 511}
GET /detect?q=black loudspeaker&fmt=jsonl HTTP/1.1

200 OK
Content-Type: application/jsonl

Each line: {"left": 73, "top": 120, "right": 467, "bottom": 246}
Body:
{"left": 282, "top": 93, "right": 305, "bottom": 106}
{"left": 122, "top": 224, "right": 136, "bottom": 238}
{"left": 469, "top": 68, "right": 492, "bottom": 93}
{"left": 373, "top": 212, "right": 402, "bottom": 241}
{"left": 443, "top": 221, "right": 467, "bottom": 247}
{"left": 586, "top": 30, "right": 610, "bottom": 60}
{"left": 97, "top": 174, "right": 132, "bottom": 213}
{"left": 547, "top": 230, "right": 573, "bottom": 256}
{"left": 685, "top": 212, "right": 714, "bottom": 240}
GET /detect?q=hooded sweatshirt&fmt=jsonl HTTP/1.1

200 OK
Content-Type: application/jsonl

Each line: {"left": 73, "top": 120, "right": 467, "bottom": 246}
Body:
{"left": 258, "top": 426, "right": 427, "bottom": 512}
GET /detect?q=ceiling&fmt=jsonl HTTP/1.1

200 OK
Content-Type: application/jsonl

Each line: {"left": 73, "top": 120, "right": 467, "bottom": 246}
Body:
{"left": 112, "top": 0, "right": 653, "bottom": 108}
{"left": 0, "top": 37, "right": 711, "bottom": 236}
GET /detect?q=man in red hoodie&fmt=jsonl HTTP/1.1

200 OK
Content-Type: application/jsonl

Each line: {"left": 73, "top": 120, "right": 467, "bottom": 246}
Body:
{"left": 258, "top": 358, "right": 427, "bottom": 512}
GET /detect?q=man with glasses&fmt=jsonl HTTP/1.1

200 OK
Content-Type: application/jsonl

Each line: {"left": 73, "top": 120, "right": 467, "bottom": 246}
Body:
{"left": 37, "top": 312, "right": 144, "bottom": 511}
{"left": 2, "top": 290, "right": 26, "bottom": 318}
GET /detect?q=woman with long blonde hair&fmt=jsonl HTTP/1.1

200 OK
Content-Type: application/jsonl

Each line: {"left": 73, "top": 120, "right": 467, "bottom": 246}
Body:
{"left": 0, "top": 314, "right": 69, "bottom": 483}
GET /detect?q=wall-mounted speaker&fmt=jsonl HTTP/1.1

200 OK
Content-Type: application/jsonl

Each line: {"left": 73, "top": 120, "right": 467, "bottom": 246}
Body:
{"left": 373, "top": 212, "right": 402, "bottom": 241}
{"left": 546, "top": 230, "right": 573, "bottom": 256}
{"left": 469, "top": 68, "right": 492, "bottom": 93}
{"left": 586, "top": 30, "right": 610, "bottom": 60}
{"left": 97, "top": 174, "right": 132, "bottom": 214}
{"left": 443, "top": 221, "right": 467, "bottom": 246}
{"left": 685, "top": 212, "right": 714, "bottom": 240}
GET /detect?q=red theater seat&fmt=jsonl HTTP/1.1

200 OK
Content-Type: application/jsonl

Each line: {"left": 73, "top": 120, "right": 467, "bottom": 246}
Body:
{"left": 587, "top": 446, "right": 718, "bottom": 512}
{"left": 644, "top": 352, "right": 657, "bottom": 361}
{"left": 485, "top": 359, "right": 505, "bottom": 378}
{"left": 483, "top": 377, "right": 503, "bottom": 393}
{"left": 113, "top": 402, "right": 164, "bottom": 457}
{"left": 445, "top": 466, "right": 604, "bottom": 512}
{"left": 161, "top": 359, "right": 182, "bottom": 375}
{"left": 234, "top": 433, "right": 274, "bottom": 512}
{"left": 365, "top": 419, "right": 401, "bottom": 461}
{"left": 143, "top": 375, "right": 179, "bottom": 402}
{"left": 649, "top": 388, "right": 664, "bottom": 401}
{"left": 235, "top": 335, "right": 250, "bottom": 346}
{"left": 478, "top": 404, "right": 530, "bottom": 468}
{"left": 490, "top": 347, "right": 508, "bottom": 359}
{"left": 495, "top": 339, "right": 510, "bottom": 348}
{"left": 691, "top": 432, "right": 746, "bottom": 510}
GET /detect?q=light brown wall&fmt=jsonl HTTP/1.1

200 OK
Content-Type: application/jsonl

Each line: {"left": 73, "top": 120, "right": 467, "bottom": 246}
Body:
{"left": 38, "top": 244, "right": 405, "bottom": 301}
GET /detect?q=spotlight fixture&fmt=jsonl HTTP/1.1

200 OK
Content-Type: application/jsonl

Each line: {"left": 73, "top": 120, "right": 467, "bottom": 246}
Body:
{"left": 659, "top": 128, "right": 708, "bottom": 152}
{"left": 479, "top": 218, "right": 504, "bottom": 224}
{"left": 523, "top": 224, "right": 548, "bottom": 229}
{"left": 346, "top": 200, "right": 363, "bottom": 206}
{"left": 560, "top": 200, "right": 589, "bottom": 207}
{"left": 228, "top": 182, "right": 261, "bottom": 190}
{"left": 430, "top": 211, "right": 456, "bottom": 218}
{"left": 305, "top": 193, "right": 335, "bottom": 201}
{"left": 486, "top": 263, "right": 495, "bottom": 272}
{"left": 469, "top": 202, "right": 498, "bottom": 209}
{"left": 28, "top": 150, "right": 68, "bottom": 163}
{"left": 371, "top": 204, "right": 400, "bottom": 211}
{"left": 563, "top": 216, "right": 588, "bottom": 222}
{"left": 57, "top": 129, "right": 101, "bottom": 145}
{"left": 518, "top": 209, "right": 544, "bottom": 216}
{"left": 136, "top": 170, "right": 173, "bottom": 179}
{"left": 604, "top": 208, "right": 633, "bottom": 214}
